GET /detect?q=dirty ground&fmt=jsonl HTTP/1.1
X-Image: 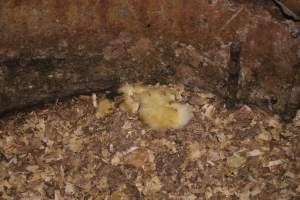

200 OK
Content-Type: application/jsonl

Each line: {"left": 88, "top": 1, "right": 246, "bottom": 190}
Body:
{"left": 0, "top": 87, "right": 299, "bottom": 199}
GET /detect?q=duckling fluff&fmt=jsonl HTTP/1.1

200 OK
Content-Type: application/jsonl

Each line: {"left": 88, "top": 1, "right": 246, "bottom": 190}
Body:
{"left": 118, "top": 83, "right": 193, "bottom": 131}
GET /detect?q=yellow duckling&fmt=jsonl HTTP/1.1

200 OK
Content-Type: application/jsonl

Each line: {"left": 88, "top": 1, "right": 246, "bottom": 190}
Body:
{"left": 118, "top": 83, "right": 193, "bottom": 130}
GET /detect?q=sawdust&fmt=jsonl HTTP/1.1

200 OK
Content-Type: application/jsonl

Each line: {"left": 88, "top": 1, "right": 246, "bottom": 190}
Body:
{"left": 0, "top": 87, "right": 299, "bottom": 199}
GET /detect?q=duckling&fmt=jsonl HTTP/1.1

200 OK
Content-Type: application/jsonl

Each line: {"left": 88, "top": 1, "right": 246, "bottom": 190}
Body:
{"left": 118, "top": 83, "right": 193, "bottom": 131}
{"left": 139, "top": 102, "right": 193, "bottom": 130}
{"left": 118, "top": 83, "right": 141, "bottom": 113}
{"left": 96, "top": 98, "right": 115, "bottom": 119}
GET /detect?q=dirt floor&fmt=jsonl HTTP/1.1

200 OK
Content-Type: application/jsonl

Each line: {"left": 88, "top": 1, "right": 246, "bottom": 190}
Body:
{"left": 0, "top": 86, "right": 299, "bottom": 199}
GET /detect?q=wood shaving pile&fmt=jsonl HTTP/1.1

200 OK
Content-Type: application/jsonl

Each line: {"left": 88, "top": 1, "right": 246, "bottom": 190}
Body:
{"left": 0, "top": 88, "right": 299, "bottom": 199}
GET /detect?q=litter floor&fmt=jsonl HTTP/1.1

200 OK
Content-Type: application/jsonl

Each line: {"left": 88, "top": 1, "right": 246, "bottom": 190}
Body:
{"left": 1, "top": 86, "right": 300, "bottom": 200}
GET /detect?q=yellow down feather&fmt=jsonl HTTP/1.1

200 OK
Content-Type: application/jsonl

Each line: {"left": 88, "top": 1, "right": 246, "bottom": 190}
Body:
{"left": 96, "top": 98, "right": 115, "bottom": 119}
{"left": 118, "top": 83, "right": 193, "bottom": 130}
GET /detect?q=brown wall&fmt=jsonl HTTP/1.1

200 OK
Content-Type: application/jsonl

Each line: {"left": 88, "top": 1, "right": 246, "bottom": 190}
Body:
{"left": 0, "top": 0, "right": 299, "bottom": 116}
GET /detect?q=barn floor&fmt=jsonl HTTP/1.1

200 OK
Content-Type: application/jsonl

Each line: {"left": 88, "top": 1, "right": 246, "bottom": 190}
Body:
{"left": 0, "top": 87, "right": 299, "bottom": 200}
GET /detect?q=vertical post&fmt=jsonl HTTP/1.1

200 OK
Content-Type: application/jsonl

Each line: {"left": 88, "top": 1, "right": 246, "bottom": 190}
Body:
{"left": 226, "top": 41, "right": 241, "bottom": 109}
{"left": 282, "top": 64, "right": 300, "bottom": 122}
